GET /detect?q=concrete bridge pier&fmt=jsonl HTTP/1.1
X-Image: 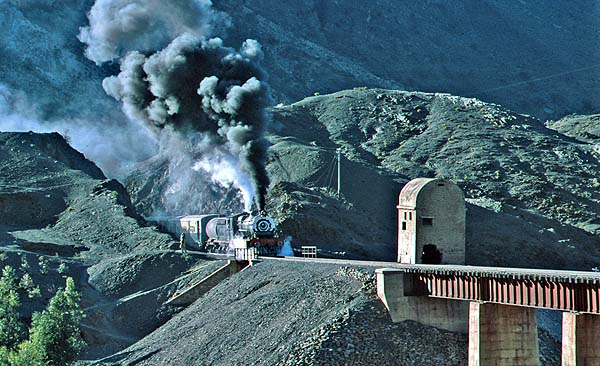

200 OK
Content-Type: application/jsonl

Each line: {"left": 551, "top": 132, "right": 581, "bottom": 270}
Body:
{"left": 376, "top": 269, "right": 468, "bottom": 333}
{"left": 376, "top": 265, "right": 600, "bottom": 365}
{"left": 562, "top": 312, "right": 600, "bottom": 366}
{"left": 468, "top": 302, "right": 539, "bottom": 366}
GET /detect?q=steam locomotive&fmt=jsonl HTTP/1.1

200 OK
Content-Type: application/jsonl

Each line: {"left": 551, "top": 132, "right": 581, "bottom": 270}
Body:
{"left": 147, "top": 212, "right": 283, "bottom": 256}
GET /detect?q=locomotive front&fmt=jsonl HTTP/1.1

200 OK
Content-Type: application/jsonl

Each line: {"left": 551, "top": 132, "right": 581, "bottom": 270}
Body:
{"left": 237, "top": 214, "right": 277, "bottom": 239}
{"left": 232, "top": 212, "right": 282, "bottom": 256}
{"left": 202, "top": 212, "right": 283, "bottom": 256}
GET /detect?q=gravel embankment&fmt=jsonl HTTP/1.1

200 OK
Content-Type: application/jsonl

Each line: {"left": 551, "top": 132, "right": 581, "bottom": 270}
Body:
{"left": 89, "top": 260, "right": 470, "bottom": 366}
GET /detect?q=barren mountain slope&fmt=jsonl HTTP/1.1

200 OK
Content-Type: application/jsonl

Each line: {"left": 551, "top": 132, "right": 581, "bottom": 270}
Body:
{"left": 2, "top": 0, "right": 599, "bottom": 121}
{"left": 0, "top": 131, "right": 222, "bottom": 358}
{"left": 265, "top": 89, "right": 600, "bottom": 268}
{"left": 274, "top": 89, "right": 600, "bottom": 229}
{"left": 198, "top": 0, "right": 600, "bottom": 119}
{"left": 0, "top": 131, "right": 170, "bottom": 256}
{"left": 0, "top": 0, "right": 113, "bottom": 119}
{"left": 125, "top": 88, "right": 600, "bottom": 268}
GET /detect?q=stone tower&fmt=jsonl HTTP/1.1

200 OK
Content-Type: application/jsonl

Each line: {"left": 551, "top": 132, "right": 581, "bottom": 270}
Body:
{"left": 397, "top": 178, "right": 465, "bottom": 264}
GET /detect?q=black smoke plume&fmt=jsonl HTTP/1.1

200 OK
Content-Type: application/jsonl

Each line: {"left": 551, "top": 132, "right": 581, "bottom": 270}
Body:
{"left": 79, "top": 0, "right": 272, "bottom": 211}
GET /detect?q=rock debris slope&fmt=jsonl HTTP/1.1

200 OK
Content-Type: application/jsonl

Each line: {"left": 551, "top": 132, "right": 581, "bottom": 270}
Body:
{"left": 88, "top": 261, "right": 468, "bottom": 366}
{"left": 87, "top": 261, "right": 560, "bottom": 366}
{"left": 548, "top": 114, "right": 600, "bottom": 144}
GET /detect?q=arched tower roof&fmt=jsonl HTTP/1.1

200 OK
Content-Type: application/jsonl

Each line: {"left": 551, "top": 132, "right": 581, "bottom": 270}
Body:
{"left": 397, "top": 178, "right": 438, "bottom": 209}
{"left": 398, "top": 178, "right": 464, "bottom": 209}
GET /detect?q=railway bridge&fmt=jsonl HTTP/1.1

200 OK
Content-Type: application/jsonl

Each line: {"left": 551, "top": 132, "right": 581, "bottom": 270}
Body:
{"left": 196, "top": 248, "right": 598, "bottom": 365}
{"left": 376, "top": 264, "right": 600, "bottom": 366}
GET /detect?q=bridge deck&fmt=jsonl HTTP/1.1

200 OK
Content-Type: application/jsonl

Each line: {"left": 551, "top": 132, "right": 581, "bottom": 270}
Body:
{"left": 265, "top": 256, "right": 600, "bottom": 283}
{"left": 376, "top": 264, "right": 600, "bottom": 284}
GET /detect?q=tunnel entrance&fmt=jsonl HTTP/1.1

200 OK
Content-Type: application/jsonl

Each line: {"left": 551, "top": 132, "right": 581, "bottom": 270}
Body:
{"left": 421, "top": 244, "right": 442, "bottom": 264}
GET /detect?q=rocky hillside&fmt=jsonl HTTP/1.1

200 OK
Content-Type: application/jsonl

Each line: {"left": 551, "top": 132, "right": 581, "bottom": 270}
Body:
{"left": 266, "top": 89, "right": 600, "bottom": 268}
{"left": 126, "top": 88, "right": 600, "bottom": 269}
{"left": 1, "top": 105, "right": 586, "bottom": 365}
{"left": 218, "top": 0, "right": 600, "bottom": 119}
{"left": 548, "top": 114, "right": 600, "bottom": 144}
{"left": 271, "top": 89, "right": 600, "bottom": 231}
{"left": 1, "top": 0, "right": 599, "bottom": 121}
{"left": 0, "top": 131, "right": 223, "bottom": 358}
{"left": 0, "top": 131, "right": 170, "bottom": 257}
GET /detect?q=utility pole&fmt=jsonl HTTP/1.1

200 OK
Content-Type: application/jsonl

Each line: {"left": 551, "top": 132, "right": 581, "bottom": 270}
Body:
{"left": 336, "top": 148, "right": 341, "bottom": 197}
